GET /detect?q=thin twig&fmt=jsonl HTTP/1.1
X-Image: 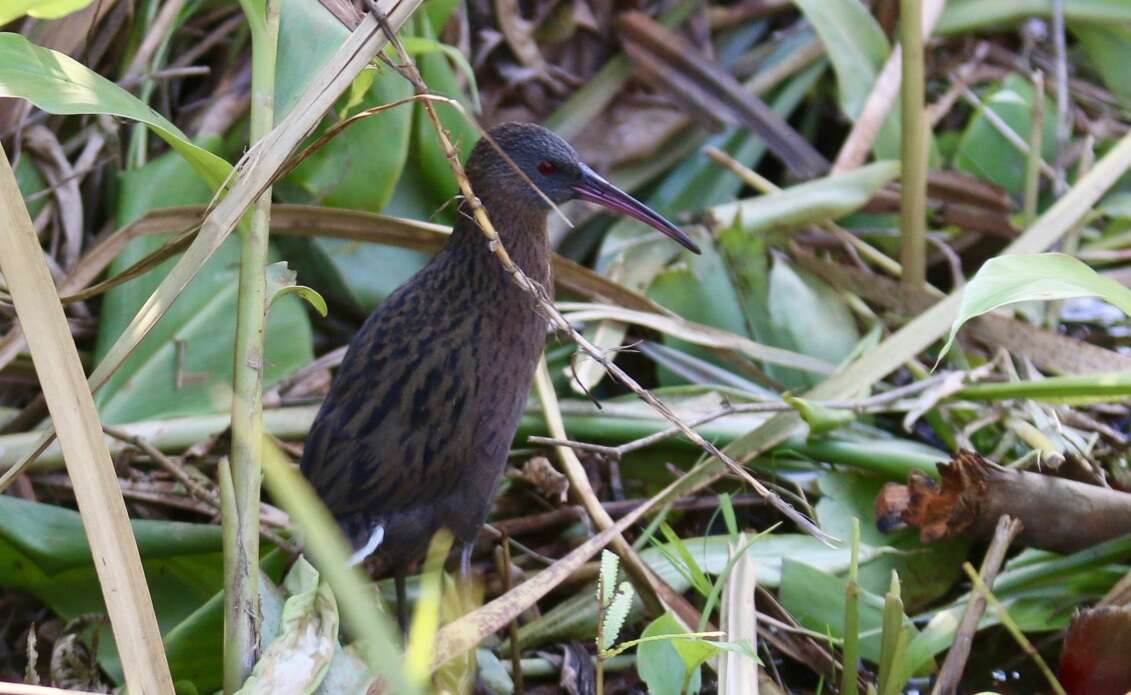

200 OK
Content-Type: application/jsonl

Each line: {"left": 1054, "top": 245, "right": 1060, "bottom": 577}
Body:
{"left": 962, "top": 561, "right": 1066, "bottom": 695}
{"left": 530, "top": 372, "right": 956, "bottom": 457}
{"left": 495, "top": 539, "right": 525, "bottom": 695}
{"left": 932, "top": 516, "right": 1023, "bottom": 695}
{"left": 102, "top": 426, "right": 299, "bottom": 554}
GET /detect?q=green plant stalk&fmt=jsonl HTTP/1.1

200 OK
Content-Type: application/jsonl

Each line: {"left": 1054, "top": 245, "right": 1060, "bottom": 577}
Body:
{"left": 962, "top": 563, "right": 1066, "bottom": 695}
{"left": 953, "top": 372, "right": 1131, "bottom": 403}
{"left": 876, "top": 571, "right": 904, "bottom": 693}
{"left": 899, "top": 0, "right": 927, "bottom": 288}
{"left": 224, "top": 1, "right": 279, "bottom": 691}
{"left": 841, "top": 519, "right": 861, "bottom": 695}
{"left": 0, "top": 405, "right": 949, "bottom": 478}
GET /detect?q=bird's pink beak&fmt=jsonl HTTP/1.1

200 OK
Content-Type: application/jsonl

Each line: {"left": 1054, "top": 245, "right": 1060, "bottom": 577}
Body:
{"left": 572, "top": 164, "right": 701, "bottom": 254}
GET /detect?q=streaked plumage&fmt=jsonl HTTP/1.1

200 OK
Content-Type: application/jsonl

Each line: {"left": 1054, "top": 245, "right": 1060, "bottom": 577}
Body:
{"left": 300, "top": 122, "right": 698, "bottom": 625}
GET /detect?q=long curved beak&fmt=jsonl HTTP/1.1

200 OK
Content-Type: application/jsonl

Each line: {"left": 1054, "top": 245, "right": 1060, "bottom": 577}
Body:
{"left": 572, "top": 164, "right": 701, "bottom": 254}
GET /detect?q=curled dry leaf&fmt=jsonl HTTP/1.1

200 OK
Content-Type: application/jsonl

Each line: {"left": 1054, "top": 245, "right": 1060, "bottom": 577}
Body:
{"left": 508, "top": 455, "right": 569, "bottom": 504}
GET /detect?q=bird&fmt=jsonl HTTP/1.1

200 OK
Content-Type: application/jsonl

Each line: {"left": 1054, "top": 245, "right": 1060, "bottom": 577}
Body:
{"left": 299, "top": 121, "right": 700, "bottom": 629}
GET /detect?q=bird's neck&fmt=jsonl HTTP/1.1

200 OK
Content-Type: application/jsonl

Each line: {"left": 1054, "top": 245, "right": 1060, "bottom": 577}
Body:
{"left": 443, "top": 198, "right": 552, "bottom": 288}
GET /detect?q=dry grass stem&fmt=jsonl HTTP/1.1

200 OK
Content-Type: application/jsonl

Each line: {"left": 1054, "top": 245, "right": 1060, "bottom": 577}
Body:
{"left": 0, "top": 145, "right": 174, "bottom": 694}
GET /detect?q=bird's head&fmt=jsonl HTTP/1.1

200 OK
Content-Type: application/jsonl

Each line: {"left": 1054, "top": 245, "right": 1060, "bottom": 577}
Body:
{"left": 465, "top": 122, "right": 701, "bottom": 254}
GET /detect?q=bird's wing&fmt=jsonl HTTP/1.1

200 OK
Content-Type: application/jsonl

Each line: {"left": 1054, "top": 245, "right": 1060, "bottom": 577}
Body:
{"left": 299, "top": 278, "right": 479, "bottom": 519}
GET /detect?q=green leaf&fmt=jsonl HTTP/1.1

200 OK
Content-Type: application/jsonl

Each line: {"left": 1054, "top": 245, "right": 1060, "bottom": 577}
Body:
{"left": 14, "top": 154, "right": 47, "bottom": 219}
{"left": 767, "top": 257, "right": 862, "bottom": 387}
{"left": 709, "top": 160, "right": 901, "bottom": 234}
{"left": 780, "top": 559, "right": 926, "bottom": 671}
{"left": 953, "top": 74, "right": 1057, "bottom": 196}
{"left": 598, "top": 549, "right": 619, "bottom": 605}
{"left": 476, "top": 649, "right": 514, "bottom": 695}
{"left": 275, "top": 0, "right": 349, "bottom": 119}
{"left": 815, "top": 471, "right": 968, "bottom": 608}
{"left": 600, "top": 582, "right": 635, "bottom": 651}
{"left": 658, "top": 523, "right": 713, "bottom": 597}
{"left": 0, "top": 0, "right": 93, "bottom": 23}
{"left": 287, "top": 60, "right": 413, "bottom": 213}
{"left": 636, "top": 613, "right": 702, "bottom": 695}
{"left": 402, "top": 35, "right": 480, "bottom": 113}
{"left": 411, "top": 15, "right": 481, "bottom": 204}
{"left": 266, "top": 261, "right": 328, "bottom": 317}
{"left": 646, "top": 250, "right": 751, "bottom": 388}
{"left": 275, "top": 2, "right": 422, "bottom": 312}
{"left": 717, "top": 216, "right": 806, "bottom": 389}
{"left": 1071, "top": 21, "right": 1131, "bottom": 107}
{"left": 938, "top": 0, "right": 1131, "bottom": 35}
{"left": 93, "top": 151, "right": 313, "bottom": 423}
{"left": 783, "top": 393, "right": 856, "bottom": 434}
{"left": 940, "top": 253, "right": 1131, "bottom": 360}
{"left": 0, "top": 496, "right": 231, "bottom": 686}
{"left": 0, "top": 33, "right": 230, "bottom": 189}
{"left": 790, "top": 0, "right": 888, "bottom": 120}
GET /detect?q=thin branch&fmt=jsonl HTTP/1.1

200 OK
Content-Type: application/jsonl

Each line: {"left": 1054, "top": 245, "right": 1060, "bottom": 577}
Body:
{"left": 932, "top": 516, "right": 1023, "bottom": 695}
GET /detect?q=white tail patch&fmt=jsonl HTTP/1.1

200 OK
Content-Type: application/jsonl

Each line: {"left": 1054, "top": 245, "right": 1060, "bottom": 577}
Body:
{"left": 348, "top": 524, "right": 385, "bottom": 566}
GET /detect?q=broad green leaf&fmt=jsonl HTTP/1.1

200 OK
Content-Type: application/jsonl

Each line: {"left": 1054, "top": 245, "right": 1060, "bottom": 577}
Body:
{"left": 767, "top": 257, "right": 861, "bottom": 388}
{"left": 412, "top": 16, "right": 481, "bottom": 203}
{"left": 275, "top": 0, "right": 349, "bottom": 119}
{"left": 1071, "top": 21, "right": 1131, "bottom": 107}
{"left": 0, "top": 33, "right": 229, "bottom": 189}
{"left": 637, "top": 613, "right": 702, "bottom": 695}
{"left": 0, "top": 496, "right": 234, "bottom": 686}
{"left": 276, "top": 2, "right": 421, "bottom": 312}
{"left": 646, "top": 248, "right": 751, "bottom": 387}
{"left": 93, "top": 151, "right": 313, "bottom": 423}
{"left": 816, "top": 472, "right": 969, "bottom": 609}
{"left": 940, "top": 253, "right": 1131, "bottom": 359}
{"left": 717, "top": 217, "right": 807, "bottom": 388}
{"left": 709, "top": 160, "right": 900, "bottom": 233}
{"left": 790, "top": 0, "right": 888, "bottom": 120}
{"left": 287, "top": 61, "right": 412, "bottom": 213}
{"left": 780, "top": 559, "right": 928, "bottom": 671}
{"left": 0, "top": 0, "right": 93, "bottom": 24}
{"left": 953, "top": 74, "right": 1057, "bottom": 196}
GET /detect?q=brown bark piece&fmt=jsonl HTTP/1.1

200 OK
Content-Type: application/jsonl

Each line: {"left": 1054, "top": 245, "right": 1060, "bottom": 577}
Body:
{"left": 875, "top": 450, "right": 1131, "bottom": 554}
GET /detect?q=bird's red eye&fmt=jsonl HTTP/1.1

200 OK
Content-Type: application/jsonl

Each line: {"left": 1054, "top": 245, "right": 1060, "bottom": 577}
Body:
{"left": 538, "top": 160, "right": 556, "bottom": 175}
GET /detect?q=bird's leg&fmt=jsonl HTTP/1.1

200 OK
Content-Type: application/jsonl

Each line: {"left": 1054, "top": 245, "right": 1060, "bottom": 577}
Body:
{"left": 394, "top": 569, "right": 408, "bottom": 635}
{"left": 458, "top": 542, "right": 475, "bottom": 608}
{"left": 459, "top": 541, "right": 474, "bottom": 580}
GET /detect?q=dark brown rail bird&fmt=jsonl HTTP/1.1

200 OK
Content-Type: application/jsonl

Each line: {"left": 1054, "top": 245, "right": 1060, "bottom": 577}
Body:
{"left": 300, "top": 122, "right": 699, "bottom": 627}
